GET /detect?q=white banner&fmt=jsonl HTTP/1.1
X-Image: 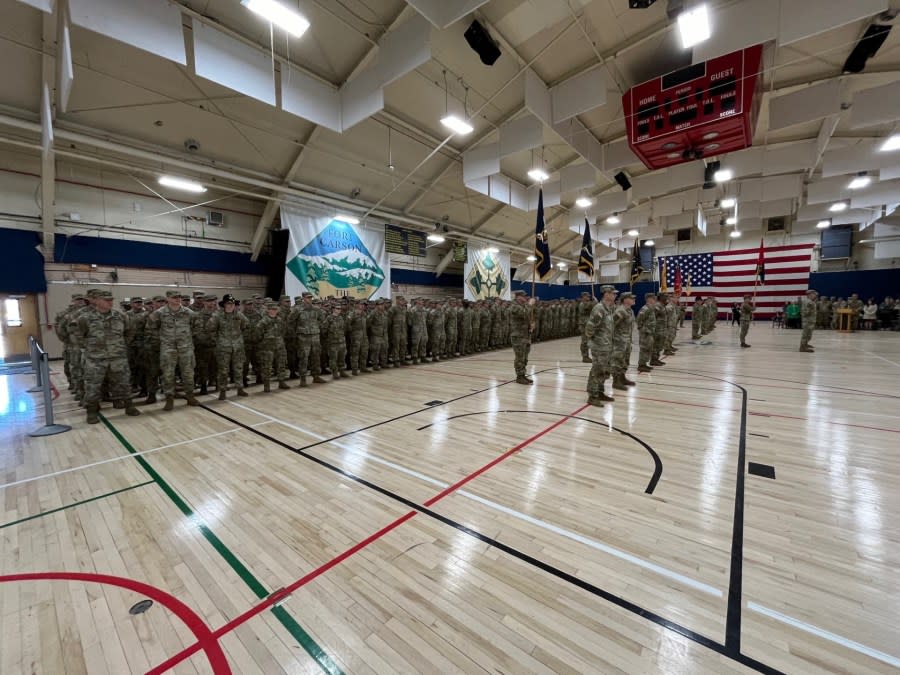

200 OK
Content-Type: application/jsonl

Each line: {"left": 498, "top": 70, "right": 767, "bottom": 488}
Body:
{"left": 464, "top": 247, "right": 511, "bottom": 300}
{"left": 282, "top": 206, "right": 390, "bottom": 300}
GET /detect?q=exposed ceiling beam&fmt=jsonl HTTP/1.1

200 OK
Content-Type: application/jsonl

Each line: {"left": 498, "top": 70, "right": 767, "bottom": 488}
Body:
{"left": 40, "top": 8, "right": 58, "bottom": 260}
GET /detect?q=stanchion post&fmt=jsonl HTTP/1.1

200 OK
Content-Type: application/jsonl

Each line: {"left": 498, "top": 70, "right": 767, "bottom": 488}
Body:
{"left": 28, "top": 344, "right": 72, "bottom": 437}
{"left": 26, "top": 335, "right": 43, "bottom": 393}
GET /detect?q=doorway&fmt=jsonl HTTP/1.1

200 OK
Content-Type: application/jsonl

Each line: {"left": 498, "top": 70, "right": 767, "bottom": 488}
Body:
{"left": 0, "top": 294, "right": 40, "bottom": 362}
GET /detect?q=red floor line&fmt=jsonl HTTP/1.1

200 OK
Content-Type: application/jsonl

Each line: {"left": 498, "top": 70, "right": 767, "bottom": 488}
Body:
{"left": 147, "top": 403, "right": 589, "bottom": 674}
{"left": 0, "top": 572, "right": 231, "bottom": 675}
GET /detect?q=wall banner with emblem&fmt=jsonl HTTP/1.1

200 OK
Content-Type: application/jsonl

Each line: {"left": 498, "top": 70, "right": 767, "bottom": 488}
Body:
{"left": 282, "top": 206, "right": 390, "bottom": 300}
{"left": 464, "top": 247, "right": 510, "bottom": 301}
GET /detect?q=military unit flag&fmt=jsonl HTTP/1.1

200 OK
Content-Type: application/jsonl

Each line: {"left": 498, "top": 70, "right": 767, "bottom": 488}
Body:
{"left": 533, "top": 189, "right": 552, "bottom": 280}
{"left": 630, "top": 240, "right": 644, "bottom": 289}
{"left": 577, "top": 218, "right": 595, "bottom": 282}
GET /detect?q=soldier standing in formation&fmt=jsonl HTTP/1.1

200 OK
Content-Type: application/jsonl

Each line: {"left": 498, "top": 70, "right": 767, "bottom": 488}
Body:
{"left": 408, "top": 298, "right": 428, "bottom": 364}
{"left": 509, "top": 290, "right": 534, "bottom": 384}
{"left": 584, "top": 285, "right": 618, "bottom": 406}
{"left": 147, "top": 290, "right": 200, "bottom": 410}
{"left": 739, "top": 294, "right": 755, "bottom": 348}
{"left": 611, "top": 292, "right": 637, "bottom": 391}
{"left": 75, "top": 290, "right": 140, "bottom": 423}
{"left": 257, "top": 301, "right": 291, "bottom": 391}
{"left": 324, "top": 304, "right": 349, "bottom": 379}
{"left": 388, "top": 296, "right": 409, "bottom": 367}
{"left": 636, "top": 292, "right": 657, "bottom": 373}
{"left": 799, "top": 289, "right": 818, "bottom": 352}
{"left": 577, "top": 291, "right": 596, "bottom": 363}
{"left": 367, "top": 300, "right": 389, "bottom": 370}
{"left": 347, "top": 302, "right": 370, "bottom": 376}
{"left": 209, "top": 294, "right": 249, "bottom": 399}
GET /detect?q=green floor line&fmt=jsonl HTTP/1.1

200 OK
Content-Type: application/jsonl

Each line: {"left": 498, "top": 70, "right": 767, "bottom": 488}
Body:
{"left": 0, "top": 480, "right": 154, "bottom": 530}
{"left": 99, "top": 414, "right": 343, "bottom": 675}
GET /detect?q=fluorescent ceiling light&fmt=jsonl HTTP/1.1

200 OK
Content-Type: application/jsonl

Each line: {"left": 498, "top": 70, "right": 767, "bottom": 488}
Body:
{"left": 730, "top": 230, "right": 741, "bottom": 238}
{"left": 829, "top": 201, "right": 848, "bottom": 212}
{"left": 557, "top": 262, "right": 567, "bottom": 268}
{"left": 334, "top": 214, "right": 360, "bottom": 224}
{"left": 714, "top": 168, "right": 733, "bottom": 183}
{"left": 816, "top": 219, "right": 831, "bottom": 229}
{"left": 644, "top": 239, "right": 655, "bottom": 246}
{"left": 426, "top": 234, "right": 445, "bottom": 243}
{"left": 528, "top": 168, "right": 549, "bottom": 182}
{"left": 678, "top": 4, "right": 711, "bottom": 49}
{"left": 627, "top": 229, "right": 640, "bottom": 237}
{"left": 606, "top": 215, "right": 621, "bottom": 224}
{"left": 720, "top": 197, "right": 736, "bottom": 208}
{"left": 879, "top": 134, "right": 900, "bottom": 152}
{"left": 725, "top": 216, "right": 737, "bottom": 225}
{"left": 575, "top": 197, "right": 593, "bottom": 208}
{"left": 158, "top": 176, "right": 206, "bottom": 193}
{"left": 848, "top": 175, "right": 871, "bottom": 190}
{"left": 440, "top": 115, "right": 473, "bottom": 135}
{"left": 487, "top": 246, "right": 500, "bottom": 253}
{"left": 526, "top": 255, "right": 537, "bottom": 262}
{"left": 241, "top": 0, "right": 310, "bottom": 38}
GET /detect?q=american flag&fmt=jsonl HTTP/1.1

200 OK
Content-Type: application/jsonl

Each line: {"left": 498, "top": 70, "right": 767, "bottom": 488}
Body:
{"left": 665, "top": 243, "right": 815, "bottom": 318}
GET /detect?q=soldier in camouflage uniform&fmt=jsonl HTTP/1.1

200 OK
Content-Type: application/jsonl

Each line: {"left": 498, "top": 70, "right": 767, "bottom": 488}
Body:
{"left": 444, "top": 299, "right": 458, "bottom": 357}
{"left": 209, "top": 294, "right": 249, "bottom": 399}
{"left": 294, "top": 292, "right": 327, "bottom": 386}
{"left": 509, "top": 290, "right": 534, "bottom": 384}
{"left": 664, "top": 293, "right": 679, "bottom": 355}
{"left": 490, "top": 300, "right": 503, "bottom": 348}
{"left": 347, "top": 301, "right": 370, "bottom": 375}
{"left": 367, "top": 300, "right": 389, "bottom": 370}
{"left": 691, "top": 296, "right": 705, "bottom": 341}
{"left": 847, "top": 293, "right": 863, "bottom": 331}
{"left": 704, "top": 298, "right": 718, "bottom": 334}
{"left": 55, "top": 293, "right": 86, "bottom": 390}
{"left": 143, "top": 295, "right": 165, "bottom": 403}
{"left": 650, "top": 293, "right": 668, "bottom": 366}
{"left": 408, "top": 298, "right": 428, "bottom": 364}
{"left": 190, "top": 294, "right": 216, "bottom": 394}
{"left": 426, "top": 300, "right": 445, "bottom": 361}
{"left": 460, "top": 301, "right": 473, "bottom": 355}
{"left": 241, "top": 298, "right": 261, "bottom": 386}
{"left": 323, "top": 304, "right": 349, "bottom": 379}
{"left": 584, "top": 285, "right": 618, "bottom": 406}
{"left": 388, "top": 296, "right": 409, "bottom": 367}
{"left": 739, "top": 294, "right": 754, "bottom": 348}
{"left": 146, "top": 290, "right": 200, "bottom": 410}
{"left": 75, "top": 290, "right": 140, "bottom": 423}
{"left": 799, "top": 289, "right": 818, "bottom": 352}
{"left": 611, "top": 292, "right": 637, "bottom": 390}
{"left": 257, "top": 301, "right": 290, "bottom": 391}
{"left": 470, "top": 302, "right": 482, "bottom": 350}
{"left": 577, "top": 292, "right": 595, "bottom": 363}
{"left": 479, "top": 300, "right": 492, "bottom": 351}
{"left": 67, "top": 289, "right": 105, "bottom": 405}
{"left": 126, "top": 297, "right": 148, "bottom": 395}
{"left": 636, "top": 292, "right": 657, "bottom": 373}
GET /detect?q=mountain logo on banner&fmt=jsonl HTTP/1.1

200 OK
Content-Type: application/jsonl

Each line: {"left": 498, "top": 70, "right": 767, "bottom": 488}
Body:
{"left": 286, "top": 220, "right": 385, "bottom": 299}
{"left": 466, "top": 251, "right": 508, "bottom": 299}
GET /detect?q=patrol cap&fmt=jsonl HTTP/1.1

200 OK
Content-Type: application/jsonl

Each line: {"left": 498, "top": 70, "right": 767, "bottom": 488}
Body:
{"left": 165, "top": 290, "right": 181, "bottom": 298}
{"left": 600, "top": 284, "right": 618, "bottom": 294}
{"left": 620, "top": 292, "right": 635, "bottom": 300}
{"left": 180, "top": 294, "right": 191, "bottom": 300}
{"left": 152, "top": 295, "right": 165, "bottom": 302}
{"left": 294, "top": 295, "right": 303, "bottom": 302}
{"left": 644, "top": 292, "right": 657, "bottom": 300}
{"left": 265, "top": 301, "right": 279, "bottom": 309}
{"left": 202, "top": 294, "right": 216, "bottom": 301}
{"left": 513, "top": 289, "right": 527, "bottom": 297}
{"left": 301, "top": 292, "right": 313, "bottom": 298}
{"left": 71, "top": 293, "right": 84, "bottom": 300}
{"left": 98, "top": 290, "right": 114, "bottom": 299}
{"left": 252, "top": 294, "right": 262, "bottom": 300}
{"left": 806, "top": 288, "right": 818, "bottom": 295}
{"left": 192, "top": 290, "right": 205, "bottom": 297}
{"left": 279, "top": 295, "right": 290, "bottom": 301}
{"left": 131, "top": 297, "right": 143, "bottom": 303}
{"left": 580, "top": 291, "right": 591, "bottom": 297}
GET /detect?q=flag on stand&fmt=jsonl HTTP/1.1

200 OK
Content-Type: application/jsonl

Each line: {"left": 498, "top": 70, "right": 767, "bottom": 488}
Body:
{"left": 533, "top": 189, "right": 552, "bottom": 280}
{"left": 630, "top": 239, "right": 644, "bottom": 288}
{"left": 662, "top": 243, "right": 814, "bottom": 318}
{"left": 659, "top": 257, "right": 668, "bottom": 293}
{"left": 577, "top": 218, "right": 595, "bottom": 283}
{"left": 674, "top": 264, "right": 683, "bottom": 295}
{"left": 755, "top": 237, "right": 766, "bottom": 284}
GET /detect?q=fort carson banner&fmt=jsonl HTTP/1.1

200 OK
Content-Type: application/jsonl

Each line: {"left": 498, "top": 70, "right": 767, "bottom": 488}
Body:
{"left": 281, "top": 206, "right": 391, "bottom": 300}
{"left": 464, "top": 247, "right": 511, "bottom": 301}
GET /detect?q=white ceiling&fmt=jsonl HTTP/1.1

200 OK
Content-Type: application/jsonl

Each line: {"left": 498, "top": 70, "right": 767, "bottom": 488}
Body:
{"left": 2, "top": 0, "right": 900, "bottom": 263}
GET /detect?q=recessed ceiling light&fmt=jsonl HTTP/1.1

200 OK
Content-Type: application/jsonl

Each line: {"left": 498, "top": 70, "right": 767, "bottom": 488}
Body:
{"left": 816, "top": 219, "right": 831, "bottom": 229}
{"left": 575, "top": 197, "right": 593, "bottom": 208}
{"left": 158, "top": 175, "right": 206, "bottom": 193}
{"left": 667, "top": 152, "right": 681, "bottom": 159}
{"left": 528, "top": 168, "right": 549, "bottom": 182}
{"left": 627, "top": 229, "right": 640, "bottom": 237}
{"left": 879, "top": 134, "right": 900, "bottom": 152}
{"left": 487, "top": 246, "right": 499, "bottom": 253}
{"left": 606, "top": 215, "right": 621, "bottom": 224}
{"left": 730, "top": 230, "right": 741, "bottom": 238}
{"left": 720, "top": 197, "right": 736, "bottom": 208}
{"left": 702, "top": 131, "right": 719, "bottom": 140}
{"left": 714, "top": 168, "right": 733, "bottom": 183}
{"left": 725, "top": 216, "right": 737, "bottom": 225}
{"left": 848, "top": 174, "right": 871, "bottom": 190}
{"left": 526, "top": 255, "right": 537, "bottom": 262}
{"left": 440, "top": 115, "right": 473, "bottom": 135}
{"left": 426, "top": 234, "right": 445, "bottom": 243}
{"left": 557, "top": 262, "right": 567, "bottom": 268}
{"left": 705, "top": 143, "right": 720, "bottom": 151}
{"left": 662, "top": 142, "right": 679, "bottom": 150}
{"left": 829, "top": 201, "right": 849, "bottom": 212}
{"left": 644, "top": 239, "right": 655, "bottom": 246}
{"left": 334, "top": 214, "right": 360, "bottom": 225}
{"left": 241, "top": 0, "right": 310, "bottom": 37}
{"left": 677, "top": 4, "right": 710, "bottom": 49}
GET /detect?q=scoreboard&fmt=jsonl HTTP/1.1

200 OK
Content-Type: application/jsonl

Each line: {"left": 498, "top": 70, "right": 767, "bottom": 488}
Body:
{"left": 622, "top": 45, "right": 764, "bottom": 170}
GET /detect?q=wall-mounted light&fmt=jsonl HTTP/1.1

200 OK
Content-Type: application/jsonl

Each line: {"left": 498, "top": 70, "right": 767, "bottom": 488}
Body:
{"left": 334, "top": 214, "right": 360, "bottom": 225}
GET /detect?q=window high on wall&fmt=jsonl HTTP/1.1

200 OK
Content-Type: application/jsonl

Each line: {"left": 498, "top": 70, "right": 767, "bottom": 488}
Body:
{"left": 3, "top": 298, "right": 21, "bottom": 327}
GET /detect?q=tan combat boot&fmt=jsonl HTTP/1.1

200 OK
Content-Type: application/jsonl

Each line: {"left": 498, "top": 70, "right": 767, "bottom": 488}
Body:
{"left": 612, "top": 374, "right": 627, "bottom": 391}
{"left": 86, "top": 403, "right": 100, "bottom": 424}
{"left": 185, "top": 394, "right": 200, "bottom": 406}
{"left": 163, "top": 396, "right": 175, "bottom": 411}
{"left": 124, "top": 400, "right": 141, "bottom": 416}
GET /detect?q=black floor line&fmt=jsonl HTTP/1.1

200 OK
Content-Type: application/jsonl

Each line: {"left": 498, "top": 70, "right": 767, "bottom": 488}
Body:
{"left": 416, "top": 409, "right": 663, "bottom": 494}
{"left": 201, "top": 403, "right": 780, "bottom": 674}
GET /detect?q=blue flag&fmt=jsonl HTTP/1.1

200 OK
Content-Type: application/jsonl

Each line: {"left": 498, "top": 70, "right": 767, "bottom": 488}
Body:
{"left": 577, "top": 218, "right": 594, "bottom": 281}
{"left": 534, "top": 189, "right": 552, "bottom": 279}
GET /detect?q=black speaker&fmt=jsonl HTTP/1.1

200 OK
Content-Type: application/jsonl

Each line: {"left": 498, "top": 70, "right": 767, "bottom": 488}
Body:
{"left": 843, "top": 23, "right": 892, "bottom": 73}
{"left": 265, "top": 228, "right": 290, "bottom": 300}
{"left": 614, "top": 171, "right": 632, "bottom": 191}
{"left": 464, "top": 20, "right": 501, "bottom": 66}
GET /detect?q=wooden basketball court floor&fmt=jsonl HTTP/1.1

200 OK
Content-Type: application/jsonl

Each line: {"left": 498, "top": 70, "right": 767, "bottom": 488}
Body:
{"left": 2, "top": 322, "right": 899, "bottom": 674}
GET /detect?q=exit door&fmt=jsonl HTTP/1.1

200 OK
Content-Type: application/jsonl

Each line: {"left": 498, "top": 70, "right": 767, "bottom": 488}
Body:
{"left": 0, "top": 294, "right": 40, "bottom": 362}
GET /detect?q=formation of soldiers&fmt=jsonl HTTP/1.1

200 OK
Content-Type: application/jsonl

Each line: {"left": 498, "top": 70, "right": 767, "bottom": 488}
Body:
{"left": 813, "top": 293, "right": 864, "bottom": 330}
{"left": 54, "top": 288, "right": 587, "bottom": 424}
